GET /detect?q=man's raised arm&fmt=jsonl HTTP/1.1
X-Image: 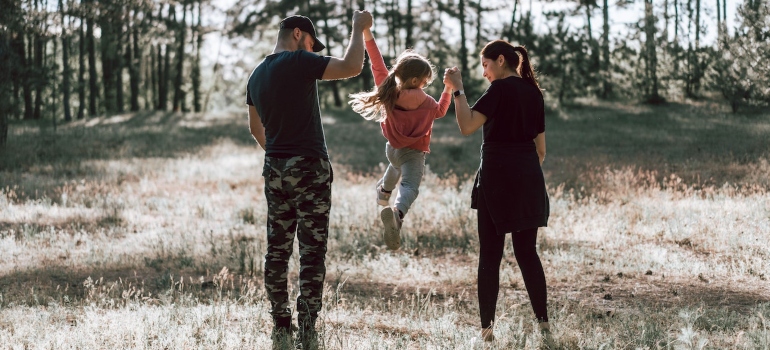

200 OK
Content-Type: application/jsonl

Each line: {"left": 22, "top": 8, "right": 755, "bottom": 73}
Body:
{"left": 321, "top": 10, "right": 372, "bottom": 81}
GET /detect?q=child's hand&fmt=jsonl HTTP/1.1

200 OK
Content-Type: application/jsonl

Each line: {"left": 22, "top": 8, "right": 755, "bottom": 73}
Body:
{"left": 353, "top": 10, "right": 373, "bottom": 31}
{"left": 443, "top": 67, "right": 461, "bottom": 90}
{"left": 364, "top": 28, "right": 374, "bottom": 41}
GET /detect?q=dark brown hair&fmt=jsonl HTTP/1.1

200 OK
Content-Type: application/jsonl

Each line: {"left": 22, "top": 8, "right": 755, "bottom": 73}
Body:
{"left": 349, "top": 50, "right": 435, "bottom": 122}
{"left": 480, "top": 40, "right": 541, "bottom": 94}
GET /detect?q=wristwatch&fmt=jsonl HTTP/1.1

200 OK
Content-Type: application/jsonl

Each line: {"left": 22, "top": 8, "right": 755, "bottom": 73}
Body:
{"left": 453, "top": 89, "right": 465, "bottom": 97}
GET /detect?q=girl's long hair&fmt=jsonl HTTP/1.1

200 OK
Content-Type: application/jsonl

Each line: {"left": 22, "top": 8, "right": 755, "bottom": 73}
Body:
{"left": 480, "top": 40, "right": 542, "bottom": 95}
{"left": 349, "top": 50, "right": 435, "bottom": 122}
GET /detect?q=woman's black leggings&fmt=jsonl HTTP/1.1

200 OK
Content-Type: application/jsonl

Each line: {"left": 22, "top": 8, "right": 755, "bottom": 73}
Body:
{"left": 477, "top": 191, "right": 548, "bottom": 328}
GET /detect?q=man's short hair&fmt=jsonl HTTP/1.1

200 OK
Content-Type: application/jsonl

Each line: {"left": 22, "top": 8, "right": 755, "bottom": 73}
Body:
{"left": 277, "top": 28, "right": 295, "bottom": 41}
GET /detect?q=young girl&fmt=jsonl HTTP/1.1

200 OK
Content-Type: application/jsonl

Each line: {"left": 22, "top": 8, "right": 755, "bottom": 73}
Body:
{"left": 349, "top": 28, "right": 451, "bottom": 250}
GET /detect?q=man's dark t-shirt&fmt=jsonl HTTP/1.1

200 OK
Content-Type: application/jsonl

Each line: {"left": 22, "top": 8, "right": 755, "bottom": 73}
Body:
{"left": 246, "top": 50, "right": 332, "bottom": 159}
{"left": 471, "top": 76, "right": 545, "bottom": 144}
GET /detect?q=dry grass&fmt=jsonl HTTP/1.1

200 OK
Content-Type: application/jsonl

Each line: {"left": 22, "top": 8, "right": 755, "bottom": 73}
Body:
{"left": 0, "top": 101, "right": 769, "bottom": 349}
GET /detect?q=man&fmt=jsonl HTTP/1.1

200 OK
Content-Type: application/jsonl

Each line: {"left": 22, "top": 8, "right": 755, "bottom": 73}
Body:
{"left": 246, "top": 12, "right": 373, "bottom": 349}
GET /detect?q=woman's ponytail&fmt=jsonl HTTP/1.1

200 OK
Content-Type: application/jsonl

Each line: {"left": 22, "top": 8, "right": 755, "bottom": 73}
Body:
{"left": 513, "top": 46, "right": 541, "bottom": 94}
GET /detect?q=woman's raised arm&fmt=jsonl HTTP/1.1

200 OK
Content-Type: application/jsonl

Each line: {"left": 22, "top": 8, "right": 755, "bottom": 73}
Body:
{"left": 444, "top": 68, "right": 487, "bottom": 136}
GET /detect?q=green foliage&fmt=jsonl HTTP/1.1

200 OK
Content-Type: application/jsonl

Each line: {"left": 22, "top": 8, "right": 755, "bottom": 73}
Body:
{"left": 709, "top": 3, "right": 770, "bottom": 112}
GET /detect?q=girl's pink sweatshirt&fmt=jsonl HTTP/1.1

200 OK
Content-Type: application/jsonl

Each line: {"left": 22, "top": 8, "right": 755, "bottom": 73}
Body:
{"left": 366, "top": 39, "right": 451, "bottom": 153}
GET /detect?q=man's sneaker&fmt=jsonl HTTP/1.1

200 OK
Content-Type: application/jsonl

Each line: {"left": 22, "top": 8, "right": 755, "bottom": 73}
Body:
{"left": 271, "top": 326, "right": 295, "bottom": 350}
{"left": 296, "top": 317, "right": 318, "bottom": 350}
{"left": 380, "top": 206, "right": 402, "bottom": 250}
{"left": 376, "top": 185, "right": 391, "bottom": 206}
{"left": 295, "top": 330, "right": 319, "bottom": 350}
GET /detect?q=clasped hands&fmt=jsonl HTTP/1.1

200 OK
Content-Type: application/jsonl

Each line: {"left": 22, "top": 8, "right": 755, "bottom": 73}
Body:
{"left": 443, "top": 67, "right": 463, "bottom": 92}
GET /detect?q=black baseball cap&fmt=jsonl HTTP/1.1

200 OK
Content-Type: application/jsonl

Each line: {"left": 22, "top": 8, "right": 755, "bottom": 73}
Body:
{"left": 280, "top": 15, "right": 326, "bottom": 52}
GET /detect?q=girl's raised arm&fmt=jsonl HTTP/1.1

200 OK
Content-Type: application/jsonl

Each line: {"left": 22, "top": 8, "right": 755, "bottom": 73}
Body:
{"left": 364, "top": 29, "right": 389, "bottom": 86}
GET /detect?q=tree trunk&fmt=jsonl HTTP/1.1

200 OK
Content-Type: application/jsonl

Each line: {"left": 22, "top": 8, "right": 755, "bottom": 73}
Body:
{"left": 129, "top": 12, "right": 140, "bottom": 112}
{"left": 53, "top": 30, "right": 58, "bottom": 131}
{"left": 673, "top": 0, "right": 680, "bottom": 76}
{"left": 14, "top": 32, "right": 33, "bottom": 120}
{"left": 716, "top": 0, "right": 720, "bottom": 39}
{"left": 8, "top": 31, "right": 18, "bottom": 120}
{"left": 674, "top": 0, "right": 679, "bottom": 43}
{"left": 389, "top": 0, "right": 399, "bottom": 57}
{"left": 157, "top": 44, "right": 165, "bottom": 110}
{"left": 59, "top": 0, "right": 72, "bottom": 122}
{"left": 116, "top": 34, "right": 124, "bottom": 112}
{"left": 150, "top": 45, "right": 157, "bottom": 110}
{"left": 144, "top": 47, "right": 151, "bottom": 110}
{"left": 475, "top": 0, "right": 483, "bottom": 50}
{"left": 644, "top": 0, "right": 660, "bottom": 100}
{"left": 507, "top": 0, "right": 518, "bottom": 42}
{"left": 601, "top": 0, "right": 611, "bottom": 98}
{"left": 319, "top": 0, "right": 342, "bottom": 107}
{"left": 662, "top": 0, "right": 669, "bottom": 44}
{"left": 685, "top": 0, "right": 692, "bottom": 96}
{"left": 86, "top": 2, "right": 98, "bottom": 116}
{"left": 405, "top": 0, "right": 413, "bottom": 48}
{"left": 192, "top": 1, "right": 202, "bottom": 112}
{"left": 590, "top": 3, "right": 601, "bottom": 70}
{"left": 33, "top": 17, "right": 44, "bottom": 120}
{"left": 459, "top": 0, "right": 469, "bottom": 82}
{"left": 358, "top": 0, "right": 370, "bottom": 91}
{"left": 10, "top": 33, "right": 21, "bottom": 120}
{"left": 362, "top": 51, "right": 371, "bottom": 91}
{"left": 162, "top": 44, "right": 171, "bottom": 110}
{"left": 173, "top": 4, "right": 186, "bottom": 112}
{"left": 693, "top": 0, "right": 700, "bottom": 93}
{"left": 157, "top": 3, "right": 168, "bottom": 111}
{"left": 100, "top": 11, "right": 116, "bottom": 113}
{"left": 722, "top": 0, "right": 725, "bottom": 29}
{"left": 0, "top": 33, "right": 10, "bottom": 146}
{"left": 77, "top": 16, "right": 86, "bottom": 119}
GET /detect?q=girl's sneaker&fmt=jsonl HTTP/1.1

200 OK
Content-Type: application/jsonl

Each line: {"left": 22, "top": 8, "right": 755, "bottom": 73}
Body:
{"left": 380, "top": 206, "right": 402, "bottom": 250}
{"left": 376, "top": 185, "right": 391, "bottom": 206}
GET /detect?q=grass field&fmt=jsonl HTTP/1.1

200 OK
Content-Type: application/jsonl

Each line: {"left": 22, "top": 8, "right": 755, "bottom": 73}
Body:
{"left": 0, "top": 99, "right": 769, "bottom": 349}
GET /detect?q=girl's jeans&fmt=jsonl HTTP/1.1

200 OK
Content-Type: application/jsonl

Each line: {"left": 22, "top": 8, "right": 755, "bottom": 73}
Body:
{"left": 378, "top": 142, "right": 426, "bottom": 217}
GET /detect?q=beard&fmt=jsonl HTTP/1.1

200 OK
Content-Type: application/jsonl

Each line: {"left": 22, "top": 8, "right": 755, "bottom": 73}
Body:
{"left": 299, "top": 33, "right": 313, "bottom": 52}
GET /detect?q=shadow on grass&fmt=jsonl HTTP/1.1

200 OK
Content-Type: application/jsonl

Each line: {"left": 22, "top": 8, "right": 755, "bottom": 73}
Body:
{"left": 0, "top": 111, "right": 255, "bottom": 171}
{"left": 0, "top": 253, "right": 260, "bottom": 307}
{"left": 1, "top": 101, "right": 769, "bottom": 199}
{"left": 1, "top": 255, "right": 766, "bottom": 321}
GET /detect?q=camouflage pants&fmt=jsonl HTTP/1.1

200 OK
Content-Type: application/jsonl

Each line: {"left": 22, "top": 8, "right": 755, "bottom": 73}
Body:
{"left": 262, "top": 155, "right": 333, "bottom": 327}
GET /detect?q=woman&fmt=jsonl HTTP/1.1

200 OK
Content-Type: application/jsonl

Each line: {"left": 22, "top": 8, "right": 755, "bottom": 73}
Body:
{"left": 443, "top": 40, "right": 553, "bottom": 346}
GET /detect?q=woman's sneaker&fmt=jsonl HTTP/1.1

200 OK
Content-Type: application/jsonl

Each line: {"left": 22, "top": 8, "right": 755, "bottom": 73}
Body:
{"left": 376, "top": 185, "right": 391, "bottom": 206}
{"left": 469, "top": 326, "right": 495, "bottom": 349}
{"left": 380, "top": 206, "right": 402, "bottom": 250}
{"left": 539, "top": 322, "right": 556, "bottom": 349}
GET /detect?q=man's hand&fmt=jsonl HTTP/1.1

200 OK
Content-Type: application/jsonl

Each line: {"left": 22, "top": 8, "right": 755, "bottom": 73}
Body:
{"left": 353, "top": 10, "right": 373, "bottom": 31}
{"left": 248, "top": 105, "right": 267, "bottom": 150}
{"left": 322, "top": 11, "right": 370, "bottom": 80}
